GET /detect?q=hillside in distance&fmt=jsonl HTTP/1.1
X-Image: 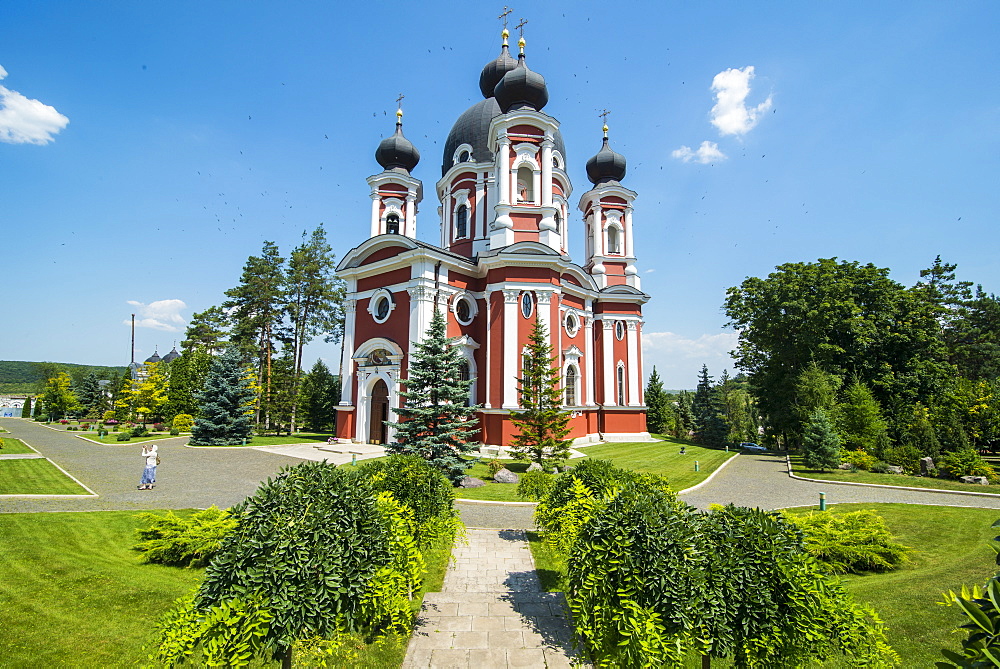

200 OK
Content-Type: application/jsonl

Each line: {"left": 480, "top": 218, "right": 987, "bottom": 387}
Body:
{"left": 0, "top": 360, "right": 127, "bottom": 394}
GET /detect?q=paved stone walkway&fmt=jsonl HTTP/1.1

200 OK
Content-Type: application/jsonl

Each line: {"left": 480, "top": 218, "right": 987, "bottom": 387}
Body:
{"left": 402, "top": 529, "right": 586, "bottom": 668}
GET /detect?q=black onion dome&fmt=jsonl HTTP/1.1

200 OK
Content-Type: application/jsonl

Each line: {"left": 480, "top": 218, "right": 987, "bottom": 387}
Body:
{"left": 479, "top": 43, "right": 518, "bottom": 98}
{"left": 586, "top": 136, "right": 627, "bottom": 185}
{"left": 441, "top": 96, "right": 567, "bottom": 176}
{"left": 161, "top": 346, "right": 180, "bottom": 363}
{"left": 145, "top": 350, "right": 161, "bottom": 364}
{"left": 375, "top": 119, "right": 420, "bottom": 173}
{"left": 494, "top": 53, "right": 548, "bottom": 113}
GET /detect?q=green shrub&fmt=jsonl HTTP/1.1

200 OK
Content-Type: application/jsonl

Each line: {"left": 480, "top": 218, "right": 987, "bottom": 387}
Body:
{"left": 784, "top": 510, "right": 910, "bottom": 574}
{"left": 152, "top": 592, "right": 273, "bottom": 667}
{"left": 486, "top": 458, "right": 504, "bottom": 478}
{"left": 517, "top": 470, "right": 555, "bottom": 501}
{"left": 132, "top": 426, "right": 149, "bottom": 438}
{"left": 360, "top": 455, "right": 461, "bottom": 550}
{"left": 938, "top": 449, "right": 1000, "bottom": 483}
{"left": 869, "top": 460, "right": 890, "bottom": 474}
{"left": 116, "top": 430, "right": 132, "bottom": 442}
{"left": 170, "top": 428, "right": 180, "bottom": 436}
{"left": 841, "top": 449, "right": 878, "bottom": 471}
{"left": 134, "top": 506, "right": 237, "bottom": 567}
{"left": 884, "top": 443, "right": 922, "bottom": 474}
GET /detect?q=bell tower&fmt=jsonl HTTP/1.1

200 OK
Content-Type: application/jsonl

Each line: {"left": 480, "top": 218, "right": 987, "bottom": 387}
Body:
{"left": 579, "top": 121, "right": 639, "bottom": 289}
{"left": 367, "top": 101, "right": 422, "bottom": 239}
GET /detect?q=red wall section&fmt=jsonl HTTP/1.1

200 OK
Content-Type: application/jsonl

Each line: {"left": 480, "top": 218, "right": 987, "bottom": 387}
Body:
{"left": 358, "top": 267, "right": 410, "bottom": 292}
{"left": 354, "top": 291, "right": 411, "bottom": 357}
{"left": 509, "top": 124, "right": 543, "bottom": 140}
{"left": 360, "top": 246, "right": 409, "bottom": 266}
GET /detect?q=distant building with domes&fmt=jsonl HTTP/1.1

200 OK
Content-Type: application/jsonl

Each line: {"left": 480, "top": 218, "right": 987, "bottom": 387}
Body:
{"left": 335, "top": 26, "right": 649, "bottom": 447}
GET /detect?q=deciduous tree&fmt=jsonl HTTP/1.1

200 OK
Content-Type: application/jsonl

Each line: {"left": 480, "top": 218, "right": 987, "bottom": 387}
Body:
{"left": 39, "top": 371, "right": 80, "bottom": 420}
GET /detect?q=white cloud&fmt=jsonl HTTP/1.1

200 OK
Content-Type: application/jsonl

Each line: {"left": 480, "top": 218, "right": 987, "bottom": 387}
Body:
{"left": 0, "top": 64, "right": 70, "bottom": 145}
{"left": 672, "top": 141, "right": 727, "bottom": 164}
{"left": 710, "top": 65, "right": 772, "bottom": 137}
{"left": 642, "top": 331, "right": 739, "bottom": 389}
{"left": 124, "top": 299, "right": 188, "bottom": 332}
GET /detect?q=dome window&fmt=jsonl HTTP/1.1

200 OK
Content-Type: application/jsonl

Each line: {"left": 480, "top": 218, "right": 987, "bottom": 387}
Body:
{"left": 386, "top": 213, "right": 400, "bottom": 235}
{"left": 607, "top": 226, "right": 622, "bottom": 254}
{"left": 516, "top": 165, "right": 534, "bottom": 203}
{"left": 456, "top": 205, "right": 469, "bottom": 239}
{"left": 459, "top": 150, "right": 471, "bottom": 163}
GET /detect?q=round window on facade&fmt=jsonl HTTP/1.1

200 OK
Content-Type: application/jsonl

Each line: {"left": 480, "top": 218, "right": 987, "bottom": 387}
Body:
{"left": 565, "top": 312, "right": 579, "bottom": 337}
{"left": 371, "top": 291, "right": 393, "bottom": 323}
{"left": 455, "top": 296, "right": 474, "bottom": 325}
{"left": 521, "top": 291, "right": 534, "bottom": 318}
{"left": 615, "top": 320, "right": 625, "bottom": 340}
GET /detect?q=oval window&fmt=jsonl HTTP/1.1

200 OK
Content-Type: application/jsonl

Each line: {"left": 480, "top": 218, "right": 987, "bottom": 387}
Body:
{"left": 455, "top": 297, "right": 473, "bottom": 325}
{"left": 372, "top": 293, "right": 393, "bottom": 323}
{"left": 565, "top": 312, "right": 579, "bottom": 337}
{"left": 521, "top": 292, "right": 534, "bottom": 318}
{"left": 615, "top": 320, "right": 625, "bottom": 340}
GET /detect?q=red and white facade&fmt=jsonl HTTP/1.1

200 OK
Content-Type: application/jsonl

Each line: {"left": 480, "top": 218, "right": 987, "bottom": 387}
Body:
{"left": 335, "top": 31, "right": 650, "bottom": 447}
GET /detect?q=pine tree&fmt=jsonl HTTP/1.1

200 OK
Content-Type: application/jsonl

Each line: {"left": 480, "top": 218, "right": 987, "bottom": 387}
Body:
{"left": 644, "top": 366, "right": 669, "bottom": 435}
{"left": 802, "top": 408, "right": 841, "bottom": 471}
{"left": 76, "top": 371, "right": 104, "bottom": 418}
{"left": 700, "top": 387, "right": 730, "bottom": 448}
{"left": 299, "top": 360, "right": 339, "bottom": 433}
{"left": 388, "top": 308, "right": 480, "bottom": 482}
{"left": 190, "top": 348, "right": 257, "bottom": 446}
{"left": 675, "top": 390, "right": 695, "bottom": 439}
{"left": 692, "top": 364, "right": 713, "bottom": 434}
{"left": 509, "top": 317, "right": 572, "bottom": 467}
{"left": 181, "top": 306, "right": 230, "bottom": 354}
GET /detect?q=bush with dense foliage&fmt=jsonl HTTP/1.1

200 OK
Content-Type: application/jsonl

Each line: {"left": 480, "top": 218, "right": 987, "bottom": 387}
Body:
{"left": 784, "top": 510, "right": 910, "bottom": 574}
{"left": 116, "top": 430, "right": 132, "bottom": 442}
{"left": 842, "top": 449, "right": 880, "bottom": 471}
{"left": 171, "top": 413, "right": 194, "bottom": 432}
{"left": 937, "top": 448, "right": 1000, "bottom": 483}
{"left": 134, "top": 506, "right": 237, "bottom": 568}
{"left": 883, "top": 443, "right": 923, "bottom": 474}
{"left": 516, "top": 470, "right": 555, "bottom": 501}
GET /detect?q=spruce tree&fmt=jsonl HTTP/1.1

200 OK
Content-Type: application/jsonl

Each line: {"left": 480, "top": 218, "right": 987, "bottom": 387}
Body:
{"left": 644, "top": 366, "right": 669, "bottom": 435}
{"left": 190, "top": 348, "right": 257, "bottom": 446}
{"left": 675, "top": 390, "right": 695, "bottom": 439}
{"left": 692, "top": 364, "right": 713, "bottom": 434}
{"left": 388, "top": 308, "right": 480, "bottom": 482}
{"left": 76, "top": 371, "right": 104, "bottom": 418}
{"left": 509, "top": 316, "right": 572, "bottom": 467}
{"left": 299, "top": 359, "right": 339, "bottom": 433}
{"left": 802, "top": 408, "right": 841, "bottom": 471}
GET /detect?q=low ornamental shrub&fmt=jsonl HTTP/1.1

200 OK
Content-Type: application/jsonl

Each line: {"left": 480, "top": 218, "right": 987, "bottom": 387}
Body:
{"left": 169, "top": 428, "right": 180, "bottom": 436}
{"left": 59, "top": 419, "right": 69, "bottom": 425}
{"left": 486, "top": 458, "right": 505, "bottom": 478}
{"left": 783, "top": 509, "right": 910, "bottom": 574}
{"left": 134, "top": 506, "right": 237, "bottom": 567}
{"left": 81, "top": 422, "right": 91, "bottom": 431}
{"left": 938, "top": 449, "right": 1000, "bottom": 483}
{"left": 116, "top": 430, "right": 132, "bottom": 442}
{"left": 517, "top": 470, "right": 555, "bottom": 501}
{"left": 869, "top": 460, "right": 891, "bottom": 474}
{"left": 132, "top": 426, "right": 149, "bottom": 438}
{"left": 884, "top": 443, "right": 923, "bottom": 474}
{"left": 152, "top": 423, "right": 167, "bottom": 432}
{"left": 104, "top": 419, "right": 119, "bottom": 425}
{"left": 841, "top": 449, "right": 879, "bottom": 471}
{"left": 172, "top": 413, "right": 194, "bottom": 432}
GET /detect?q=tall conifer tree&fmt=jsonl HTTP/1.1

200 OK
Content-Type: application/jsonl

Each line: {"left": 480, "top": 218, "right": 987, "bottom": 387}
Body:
{"left": 644, "top": 366, "right": 669, "bottom": 435}
{"left": 190, "top": 348, "right": 257, "bottom": 446}
{"left": 509, "top": 317, "right": 572, "bottom": 467}
{"left": 802, "top": 408, "right": 841, "bottom": 471}
{"left": 388, "top": 308, "right": 480, "bottom": 482}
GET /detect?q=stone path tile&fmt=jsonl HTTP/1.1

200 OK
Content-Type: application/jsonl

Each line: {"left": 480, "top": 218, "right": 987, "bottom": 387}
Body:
{"left": 402, "top": 529, "right": 588, "bottom": 668}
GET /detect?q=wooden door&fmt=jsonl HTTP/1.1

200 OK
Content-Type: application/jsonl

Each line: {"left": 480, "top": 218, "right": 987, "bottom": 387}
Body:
{"left": 369, "top": 379, "right": 389, "bottom": 444}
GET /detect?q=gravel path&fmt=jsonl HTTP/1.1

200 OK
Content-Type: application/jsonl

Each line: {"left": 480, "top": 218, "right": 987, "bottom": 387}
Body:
{"left": 679, "top": 452, "right": 1000, "bottom": 511}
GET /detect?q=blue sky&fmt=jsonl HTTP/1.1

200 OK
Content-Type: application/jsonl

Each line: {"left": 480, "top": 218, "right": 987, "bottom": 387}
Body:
{"left": 2, "top": 1, "right": 997, "bottom": 389}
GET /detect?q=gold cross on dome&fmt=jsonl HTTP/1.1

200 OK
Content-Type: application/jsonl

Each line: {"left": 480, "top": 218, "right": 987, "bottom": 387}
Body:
{"left": 599, "top": 109, "right": 611, "bottom": 123}
{"left": 515, "top": 17, "right": 528, "bottom": 37}
{"left": 395, "top": 93, "right": 405, "bottom": 108}
{"left": 498, "top": 6, "right": 513, "bottom": 29}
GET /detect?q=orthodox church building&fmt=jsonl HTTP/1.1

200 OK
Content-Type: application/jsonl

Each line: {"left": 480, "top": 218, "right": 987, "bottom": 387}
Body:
{"left": 334, "top": 27, "right": 650, "bottom": 448}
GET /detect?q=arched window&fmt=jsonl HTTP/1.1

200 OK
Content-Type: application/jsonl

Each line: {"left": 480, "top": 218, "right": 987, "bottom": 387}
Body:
{"left": 516, "top": 165, "right": 534, "bottom": 203}
{"left": 617, "top": 365, "right": 626, "bottom": 405}
{"left": 458, "top": 360, "right": 472, "bottom": 406}
{"left": 458, "top": 150, "right": 470, "bottom": 163}
{"left": 607, "top": 226, "right": 621, "bottom": 254}
{"left": 456, "top": 205, "right": 468, "bottom": 239}
{"left": 386, "top": 213, "right": 400, "bottom": 235}
{"left": 554, "top": 210, "right": 562, "bottom": 234}
{"left": 564, "top": 365, "right": 578, "bottom": 407}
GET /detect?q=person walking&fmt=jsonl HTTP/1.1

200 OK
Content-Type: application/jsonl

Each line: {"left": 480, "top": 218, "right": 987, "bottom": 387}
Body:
{"left": 138, "top": 443, "right": 158, "bottom": 490}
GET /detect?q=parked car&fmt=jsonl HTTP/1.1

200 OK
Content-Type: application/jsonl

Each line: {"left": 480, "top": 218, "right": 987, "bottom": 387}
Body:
{"left": 740, "top": 442, "right": 767, "bottom": 452}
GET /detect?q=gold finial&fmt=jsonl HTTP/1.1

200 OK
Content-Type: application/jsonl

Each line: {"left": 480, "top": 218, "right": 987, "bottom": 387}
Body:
{"left": 395, "top": 93, "right": 405, "bottom": 123}
{"left": 502, "top": 28, "right": 509, "bottom": 46}
{"left": 603, "top": 124, "right": 609, "bottom": 137}
{"left": 599, "top": 109, "right": 611, "bottom": 137}
{"left": 518, "top": 36, "right": 525, "bottom": 54}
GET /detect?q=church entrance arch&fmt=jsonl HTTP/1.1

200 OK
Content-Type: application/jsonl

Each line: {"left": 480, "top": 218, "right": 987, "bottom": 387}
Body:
{"left": 368, "top": 379, "right": 389, "bottom": 444}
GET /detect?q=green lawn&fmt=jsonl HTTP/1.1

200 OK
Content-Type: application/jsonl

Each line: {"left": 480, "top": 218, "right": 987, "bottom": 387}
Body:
{"left": 0, "top": 458, "right": 90, "bottom": 494}
{"left": 528, "top": 502, "right": 997, "bottom": 666}
{"left": 187, "top": 432, "right": 334, "bottom": 447}
{"left": 0, "top": 511, "right": 205, "bottom": 666}
{"left": 455, "top": 437, "right": 737, "bottom": 501}
{"left": 789, "top": 454, "right": 1000, "bottom": 495}
{"left": 1, "top": 437, "right": 35, "bottom": 454}
{"left": 0, "top": 509, "right": 454, "bottom": 667}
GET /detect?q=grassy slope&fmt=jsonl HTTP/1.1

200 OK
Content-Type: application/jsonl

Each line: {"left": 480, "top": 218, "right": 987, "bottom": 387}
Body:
{"left": 0, "top": 511, "right": 204, "bottom": 666}
{"left": 455, "top": 437, "right": 737, "bottom": 501}
{"left": 1, "top": 437, "right": 34, "bottom": 454}
{"left": 529, "top": 502, "right": 997, "bottom": 666}
{"left": 0, "top": 458, "right": 90, "bottom": 494}
{"left": 790, "top": 454, "right": 1000, "bottom": 494}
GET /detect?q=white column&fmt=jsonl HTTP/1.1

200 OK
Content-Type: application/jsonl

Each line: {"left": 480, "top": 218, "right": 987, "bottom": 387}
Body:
{"left": 408, "top": 285, "right": 434, "bottom": 349}
{"left": 584, "top": 303, "right": 595, "bottom": 406}
{"left": 626, "top": 320, "right": 640, "bottom": 406}
{"left": 441, "top": 193, "right": 451, "bottom": 247}
{"left": 483, "top": 290, "right": 493, "bottom": 408}
{"left": 339, "top": 299, "right": 357, "bottom": 405}
{"left": 503, "top": 289, "right": 520, "bottom": 408}
{"left": 541, "top": 138, "right": 553, "bottom": 206}
{"left": 624, "top": 206, "right": 635, "bottom": 258}
{"left": 476, "top": 172, "right": 486, "bottom": 239}
{"left": 536, "top": 290, "right": 553, "bottom": 341}
{"left": 602, "top": 319, "right": 615, "bottom": 405}
{"left": 370, "top": 196, "right": 381, "bottom": 237}
{"left": 594, "top": 207, "right": 605, "bottom": 256}
{"left": 405, "top": 193, "right": 417, "bottom": 239}
{"left": 497, "top": 137, "right": 511, "bottom": 205}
